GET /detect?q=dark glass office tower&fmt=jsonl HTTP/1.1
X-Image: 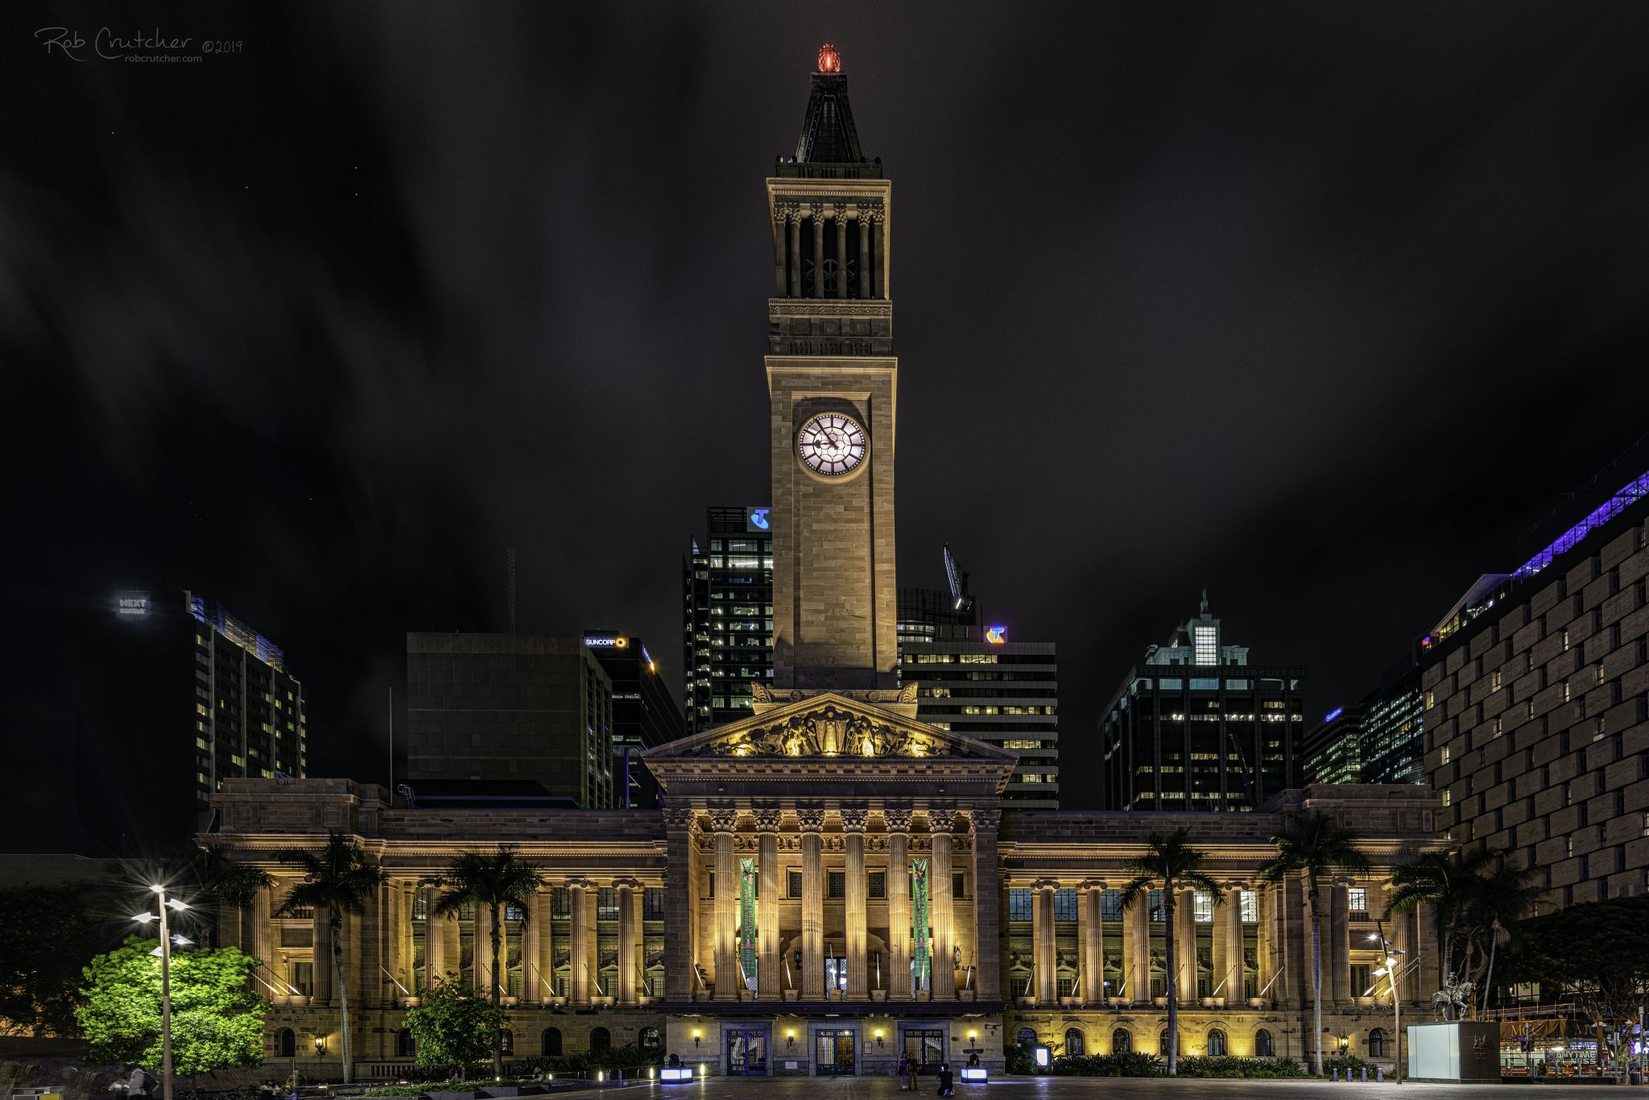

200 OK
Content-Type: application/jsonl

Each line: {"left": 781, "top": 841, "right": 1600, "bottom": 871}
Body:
{"left": 582, "top": 631, "right": 683, "bottom": 808}
{"left": 682, "top": 506, "right": 774, "bottom": 732}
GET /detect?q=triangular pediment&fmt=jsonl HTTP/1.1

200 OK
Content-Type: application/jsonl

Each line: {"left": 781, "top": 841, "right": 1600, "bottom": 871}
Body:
{"left": 642, "top": 691, "right": 1018, "bottom": 764}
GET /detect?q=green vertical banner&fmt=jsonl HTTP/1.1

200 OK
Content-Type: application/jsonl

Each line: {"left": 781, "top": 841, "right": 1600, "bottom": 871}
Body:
{"left": 738, "top": 857, "right": 758, "bottom": 985}
{"left": 912, "top": 857, "right": 931, "bottom": 992}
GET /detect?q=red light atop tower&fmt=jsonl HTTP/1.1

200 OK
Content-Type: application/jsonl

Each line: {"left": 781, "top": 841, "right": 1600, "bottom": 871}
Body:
{"left": 817, "top": 43, "right": 841, "bottom": 74}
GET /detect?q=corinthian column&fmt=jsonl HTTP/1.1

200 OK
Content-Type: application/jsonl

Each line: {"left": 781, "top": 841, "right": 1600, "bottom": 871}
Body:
{"left": 886, "top": 808, "right": 912, "bottom": 1000}
{"left": 567, "top": 878, "right": 590, "bottom": 1006}
{"left": 1080, "top": 880, "right": 1106, "bottom": 1005}
{"left": 798, "top": 807, "right": 826, "bottom": 999}
{"left": 710, "top": 809, "right": 739, "bottom": 1000}
{"left": 842, "top": 806, "right": 869, "bottom": 999}
{"left": 754, "top": 807, "right": 782, "bottom": 1000}
{"left": 930, "top": 809, "right": 956, "bottom": 999}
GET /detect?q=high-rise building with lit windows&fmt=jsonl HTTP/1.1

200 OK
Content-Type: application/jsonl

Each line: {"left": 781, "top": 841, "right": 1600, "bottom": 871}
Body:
{"left": 682, "top": 506, "right": 774, "bottom": 732}
{"left": 582, "top": 631, "right": 683, "bottom": 808}
{"left": 899, "top": 625, "right": 1059, "bottom": 808}
{"left": 1098, "top": 593, "right": 1303, "bottom": 811}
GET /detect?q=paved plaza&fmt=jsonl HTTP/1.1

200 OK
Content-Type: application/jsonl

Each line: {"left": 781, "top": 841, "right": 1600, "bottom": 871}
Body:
{"left": 626, "top": 1078, "right": 1635, "bottom": 1099}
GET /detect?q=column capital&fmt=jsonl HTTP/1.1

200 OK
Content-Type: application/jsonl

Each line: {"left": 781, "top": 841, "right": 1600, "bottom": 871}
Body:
{"left": 883, "top": 807, "right": 914, "bottom": 833}
{"left": 662, "top": 807, "right": 697, "bottom": 830}
{"left": 1079, "top": 879, "right": 1108, "bottom": 893}
{"left": 752, "top": 807, "right": 783, "bottom": 834}
{"left": 611, "top": 877, "right": 642, "bottom": 892}
{"left": 796, "top": 807, "right": 827, "bottom": 833}
{"left": 707, "top": 808, "right": 739, "bottom": 834}
{"left": 1032, "top": 878, "right": 1061, "bottom": 892}
{"left": 839, "top": 805, "right": 870, "bottom": 832}
{"left": 926, "top": 807, "right": 957, "bottom": 833}
{"left": 564, "top": 876, "right": 593, "bottom": 891}
{"left": 971, "top": 808, "right": 1001, "bottom": 831}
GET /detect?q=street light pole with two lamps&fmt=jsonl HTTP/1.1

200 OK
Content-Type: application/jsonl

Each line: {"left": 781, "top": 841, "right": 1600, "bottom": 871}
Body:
{"left": 1368, "top": 921, "right": 1406, "bottom": 1084}
{"left": 134, "top": 885, "right": 192, "bottom": 1100}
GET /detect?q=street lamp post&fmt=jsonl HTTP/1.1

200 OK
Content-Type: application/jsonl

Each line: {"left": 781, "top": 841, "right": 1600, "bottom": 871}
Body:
{"left": 135, "top": 886, "right": 191, "bottom": 1100}
{"left": 1370, "top": 922, "right": 1406, "bottom": 1084}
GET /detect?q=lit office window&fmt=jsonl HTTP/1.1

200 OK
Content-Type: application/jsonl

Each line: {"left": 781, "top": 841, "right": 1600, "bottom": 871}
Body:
{"left": 1193, "top": 626, "right": 1217, "bottom": 666}
{"left": 1239, "top": 891, "right": 1257, "bottom": 923}
{"left": 1193, "top": 892, "right": 1213, "bottom": 923}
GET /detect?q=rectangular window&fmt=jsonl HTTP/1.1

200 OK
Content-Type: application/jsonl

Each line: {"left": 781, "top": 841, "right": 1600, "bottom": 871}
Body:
{"left": 787, "top": 871, "right": 802, "bottom": 899}
{"left": 643, "top": 888, "right": 666, "bottom": 920}
{"left": 1193, "top": 891, "right": 1213, "bottom": 923}
{"left": 1194, "top": 625, "right": 1218, "bottom": 665}
{"left": 1240, "top": 890, "right": 1258, "bottom": 923}
{"left": 596, "top": 889, "right": 618, "bottom": 921}
{"left": 1351, "top": 963, "right": 1372, "bottom": 995}
{"left": 1101, "top": 889, "right": 1123, "bottom": 922}
{"left": 827, "top": 871, "right": 845, "bottom": 899}
{"left": 1008, "top": 888, "right": 1033, "bottom": 922}
{"left": 1348, "top": 887, "right": 1367, "bottom": 916}
{"left": 869, "top": 871, "right": 886, "bottom": 899}
{"left": 1054, "top": 888, "right": 1077, "bottom": 922}
{"left": 953, "top": 873, "right": 967, "bottom": 900}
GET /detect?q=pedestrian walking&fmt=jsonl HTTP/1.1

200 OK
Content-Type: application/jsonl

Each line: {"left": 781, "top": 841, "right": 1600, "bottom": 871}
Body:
{"left": 936, "top": 1062, "right": 954, "bottom": 1097}
{"left": 905, "top": 1053, "right": 919, "bottom": 1091}
{"left": 897, "top": 1052, "right": 910, "bottom": 1089}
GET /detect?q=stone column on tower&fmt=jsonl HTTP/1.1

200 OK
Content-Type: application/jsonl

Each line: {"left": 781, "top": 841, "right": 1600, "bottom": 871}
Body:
{"left": 754, "top": 808, "right": 782, "bottom": 1000}
{"left": 1079, "top": 880, "right": 1106, "bottom": 1005}
{"left": 969, "top": 810, "right": 1000, "bottom": 1000}
{"left": 710, "top": 809, "right": 739, "bottom": 1000}
{"left": 567, "top": 878, "right": 591, "bottom": 1006}
{"left": 1330, "top": 880, "right": 1351, "bottom": 1005}
{"left": 1032, "top": 879, "right": 1058, "bottom": 1005}
{"left": 615, "top": 878, "right": 640, "bottom": 1005}
{"left": 798, "top": 807, "right": 826, "bottom": 999}
{"left": 885, "top": 808, "right": 912, "bottom": 1000}
{"left": 772, "top": 208, "right": 788, "bottom": 296}
{"left": 842, "top": 805, "right": 869, "bottom": 998}
{"left": 857, "top": 211, "right": 871, "bottom": 299}
{"left": 930, "top": 809, "right": 956, "bottom": 999}
{"left": 810, "top": 208, "right": 825, "bottom": 299}
{"left": 834, "top": 210, "right": 848, "bottom": 299}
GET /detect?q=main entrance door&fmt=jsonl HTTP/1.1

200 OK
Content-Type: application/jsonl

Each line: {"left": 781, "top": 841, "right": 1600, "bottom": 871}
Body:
{"left": 725, "top": 1029, "right": 768, "bottom": 1076}
{"left": 815, "top": 1028, "right": 856, "bottom": 1076}
{"left": 903, "top": 1028, "right": 945, "bottom": 1074}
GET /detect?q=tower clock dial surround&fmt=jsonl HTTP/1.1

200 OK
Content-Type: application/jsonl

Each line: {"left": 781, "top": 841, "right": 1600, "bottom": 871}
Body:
{"left": 796, "top": 412, "right": 868, "bottom": 478}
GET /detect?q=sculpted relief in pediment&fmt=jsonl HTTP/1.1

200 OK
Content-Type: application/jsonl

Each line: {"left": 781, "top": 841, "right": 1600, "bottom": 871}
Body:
{"left": 681, "top": 704, "right": 973, "bottom": 759}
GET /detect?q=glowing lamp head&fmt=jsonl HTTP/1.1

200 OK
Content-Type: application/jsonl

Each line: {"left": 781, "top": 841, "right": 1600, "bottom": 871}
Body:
{"left": 817, "top": 43, "right": 841, "bottom": 74}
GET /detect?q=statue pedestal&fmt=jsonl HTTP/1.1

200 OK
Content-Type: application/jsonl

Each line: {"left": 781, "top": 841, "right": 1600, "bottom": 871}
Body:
{"left": 1407, "top": 1021, "right": 1500, "bottom": 1083}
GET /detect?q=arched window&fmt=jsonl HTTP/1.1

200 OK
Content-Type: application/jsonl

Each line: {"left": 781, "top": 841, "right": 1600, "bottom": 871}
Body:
{"left": 275, "top": 1028, "right": 295, "bottom": 1058}
{"left": 542, "top": 1028, "right": 562, "bottom": 1057}
{"left": 1207, "top": 1029, "right": 1227, "bottom": 1057}
{"left": 639, "top": 1026, "right": 661, "bottom": 1051}
{"left": 1255, "top": 1028, "right": 1274, "bottom": 1057}
{"left": 1016, "top": 1027, "right": 1037, "bottom": 1050}
{"left": 1159, "top": 1030, "right": 1171, "bottom": 1056}
{"left": 1369, "top": 1028, "right": 1386, "bottom": 1058}
{"left": 1064, "top": 1028, "right": 1085, "bottom": 1057}
{"left": 500, "top": 1029, "right": 513, "bottom": 1055}
{"left": 590, "top": 1026, "right": 611, "bottom": 1053}
{"left": 1111, "top": 1029, "right": 1131, "bottom": 1054}
{"left": 397, "top": 1029, "right": 415, "bottom": 1058}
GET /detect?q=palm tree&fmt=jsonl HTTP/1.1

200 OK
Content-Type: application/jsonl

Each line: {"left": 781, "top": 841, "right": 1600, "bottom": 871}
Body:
{"left": 422, "top": 846, "right": 543, "bottom": 1078}
{"left": 1385, "top": 845, "right": 1497, "bottom": 1015}
{"left": 1460, "top": 856, "right": 1541, "bottom": 1015}
{"left": 1116, "top": 827, "right": 1223, "bottom": 1076}
{"left": 275, "top": 832, "right": 385, "bottom": 1084}
{"left": 195, "top": 845, "right": 273, "bottom": 951}
{"left": 1256, "top": 811, "right": 1370, "bottom": 1075}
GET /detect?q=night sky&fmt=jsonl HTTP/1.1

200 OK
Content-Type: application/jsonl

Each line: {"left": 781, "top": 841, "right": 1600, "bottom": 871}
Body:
{"left": 6, "top": 3, "right": 1649, "bottom": 834}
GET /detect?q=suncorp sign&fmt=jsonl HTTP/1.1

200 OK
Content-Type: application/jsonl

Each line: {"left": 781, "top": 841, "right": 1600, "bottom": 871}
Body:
{"left": 584, "top": 635, "right": 629, "bottom": 650}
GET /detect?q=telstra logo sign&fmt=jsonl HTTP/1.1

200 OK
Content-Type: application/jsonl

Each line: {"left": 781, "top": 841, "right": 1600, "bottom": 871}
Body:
{"left": 747, "top": 507, "right": 771, "bottom": 530}
{"left": 985, "top": 626, "right": 1007, "bottom": 645}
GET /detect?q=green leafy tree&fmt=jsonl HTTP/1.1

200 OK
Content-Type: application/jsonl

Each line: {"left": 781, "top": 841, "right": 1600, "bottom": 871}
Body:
{"left": 402, "top": 979, "right": 508, "bottom": 1081}
{"left": 1257, "top": 811, "right": 1369, "bottom": 1074}
{"left": 1498, "top": 895, "right": 1649, "bottom": 1063}
{"left": 276, "top": 833, "right": 384, "bottom": 1084}
{"left": 1116, "top": 827, "right": 1223, "bottom": 1076}
{"left": 1458, "top": 855, "right": 1541, "bottom": 1014}
{"left": 1384, "top": 845, "right": 1496, "bottom": 1013}
{"left": 0, "top": 884, "right": 117, "bottom": 1037}
{"left": 76, "top": 937, "right": 263, "bottom": 1076}
{"left": 421, "top": 847, "right": 542, "bottom": 1078}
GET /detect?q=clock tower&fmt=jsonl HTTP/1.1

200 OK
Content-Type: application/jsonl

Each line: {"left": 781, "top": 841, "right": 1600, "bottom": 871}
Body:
{"left": 767, "top": 45, "right": 898, "bottom": 691}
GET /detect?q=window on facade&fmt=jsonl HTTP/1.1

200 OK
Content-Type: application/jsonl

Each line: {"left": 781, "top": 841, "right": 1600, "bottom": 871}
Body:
{"left": 542, "top": 1027, "right": 562, "bottom": 1056}
{"left": 869, "top": 872, "right": 886, "bottom": 899}
{"left": 1054, "top": 889, "right": 1077, "bottom": 922}
{"left": 1112, "top": 1029, "right": 1131, "bottom": 1054}
{"left": 1351, "top": 964, "right": 1372, "bottom": 995}
{"left": 1194, "top": 626, "right": 1218, "bottom": 666}
{"left": 1240, "top": 890, "right": 1258, "bottom": 923}
{"left": 644, "top": 888, "right": 665, "bottom": 920}
{"left": 275, "top": 1028, "right": 295, "bottom": 1058}
{"left": 1348, "top": 887, "right": 1367, "bottom": 916}
{"left": 639, "top": 1026, "right": 660, "bottom": 1051}
{"left": 1008, "top": 888, "right": 1033, "bottom": 922}
{"left": 1193, "top": 892, "right": 1213, "bottom": 923}
{"left": 1207, "top": 1029, "right": 1227, "bottom": 1056}
{"left": 1369, "top": 1028, "right": 1386, "bottom": 1058}
{"left": 1255, "top": 1028, "right": 1273, "bottom": 1057}
{"left": 589, "top": 1027, "right": 610, "bottom": 1053}
{"left": 1016, "top": 1027, "right": 1038, "bottom": 1050}
{"left": 1064, "top": 1028, "right": 1085, "bottom": 1056}
{"left": 499, "top": 1029, "right": 513, "bottom": 1055}
{"left": 596, "top": 890, "right": 618, "bottom": 921}
{"left": 1101, "top": 889, "right": 1123, "bottom": 921}
{"left": 954, "top": 873, "right": 968, "bottom": 899}
{"left": 827, "top": 871, "right": 845, "bottom": 899}
{"left": 397, "top": 1029, "right": 415, "bottom": 1057}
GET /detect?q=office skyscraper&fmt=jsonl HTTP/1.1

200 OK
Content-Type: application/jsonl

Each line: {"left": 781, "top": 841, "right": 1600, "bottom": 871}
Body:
{"left": 405, "top": 633, "right": 615, "bottom": 808}
{"left": 1099, "top": 593, "right": 1303, "bottom": 811}
{"left": 582, "top": 631, "right": 683, "bottom": 808}
{"left": 682, "top": 506, "right": 774, "bottom": 732}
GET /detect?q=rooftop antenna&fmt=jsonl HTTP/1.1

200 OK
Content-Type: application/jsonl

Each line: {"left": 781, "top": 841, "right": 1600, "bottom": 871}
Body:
{"left": 943, "top": 545, "right": 973, "bottom": 614}
{"left": 507, "top": 547, "right": 518, "bottom": 631}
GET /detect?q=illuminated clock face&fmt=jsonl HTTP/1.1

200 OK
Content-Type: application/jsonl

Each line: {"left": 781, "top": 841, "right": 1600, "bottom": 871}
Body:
{"left": 797, "top": 413, "right": 867, "bottom": 477}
